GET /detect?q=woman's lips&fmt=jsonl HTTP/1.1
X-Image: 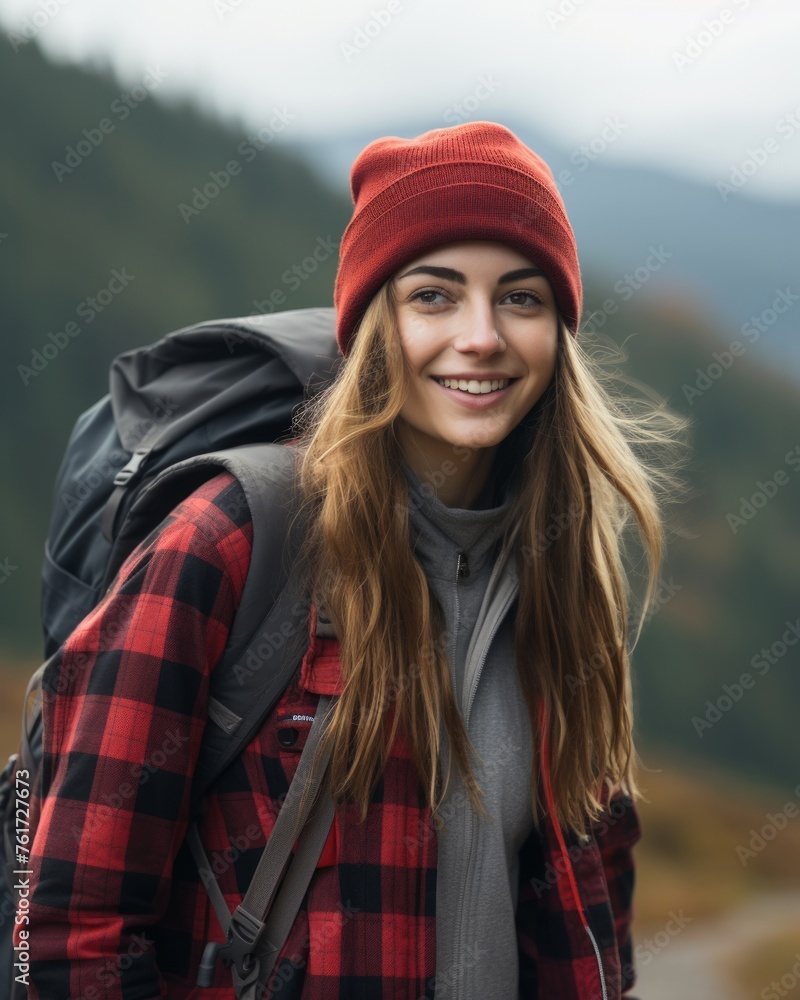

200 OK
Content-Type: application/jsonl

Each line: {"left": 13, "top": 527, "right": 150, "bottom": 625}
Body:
{"left": 430, "top": 376, "right": 517, "bottom": 409}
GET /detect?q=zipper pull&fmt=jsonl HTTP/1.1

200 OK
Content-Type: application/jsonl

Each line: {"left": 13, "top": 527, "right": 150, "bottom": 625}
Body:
{"left": 457, "top": 551, "right": 470, "bottom": 579}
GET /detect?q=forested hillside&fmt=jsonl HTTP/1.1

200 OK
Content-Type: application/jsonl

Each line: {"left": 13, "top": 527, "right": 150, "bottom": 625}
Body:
{"left": 1, "top": 34, "right": 798, "bottom": 800}
{"left": 0, "top": 33, "right": 352, "bottom": 654}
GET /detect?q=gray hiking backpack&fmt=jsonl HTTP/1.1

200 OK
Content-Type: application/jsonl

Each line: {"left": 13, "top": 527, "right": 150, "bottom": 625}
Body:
{"left": 0, "top": 305, "right": 345, "bottom": 998}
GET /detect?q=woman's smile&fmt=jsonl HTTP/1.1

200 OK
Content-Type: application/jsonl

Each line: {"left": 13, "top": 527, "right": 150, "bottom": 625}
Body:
{"left": 391, "top": 240, "right": 559, "bottom": 472}
{"left": 429, "top": 374, "right": 519, "bottom": 408}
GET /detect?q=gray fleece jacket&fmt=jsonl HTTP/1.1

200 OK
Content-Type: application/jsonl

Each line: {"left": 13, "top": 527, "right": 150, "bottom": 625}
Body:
{"left": 402, "top": 460, "right": 535, "bottom": 1000}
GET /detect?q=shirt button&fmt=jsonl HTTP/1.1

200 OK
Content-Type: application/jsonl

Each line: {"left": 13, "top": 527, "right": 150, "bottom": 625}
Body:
{"left": 278, "top": 727, "right": 299, "bottom": 748}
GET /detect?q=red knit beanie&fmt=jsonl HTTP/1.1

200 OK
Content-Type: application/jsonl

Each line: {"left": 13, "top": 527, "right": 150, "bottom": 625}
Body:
{"left": 333, "top": 121, "right": 582, "bottom": 356}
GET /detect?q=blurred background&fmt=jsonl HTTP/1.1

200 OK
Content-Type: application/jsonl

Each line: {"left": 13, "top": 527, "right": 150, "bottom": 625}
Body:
{"left": 1, "top": 1, "right": 799, "bottom": 995}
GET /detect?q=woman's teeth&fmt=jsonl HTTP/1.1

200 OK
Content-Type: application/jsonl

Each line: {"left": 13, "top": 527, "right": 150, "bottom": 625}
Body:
{"left": 435, "top": 377, "right": 511, "bottom": 395}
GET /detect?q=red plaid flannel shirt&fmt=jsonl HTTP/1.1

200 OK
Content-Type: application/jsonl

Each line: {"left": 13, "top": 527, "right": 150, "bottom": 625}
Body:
{"left": 17, "top": 470, "right": 642, "bottom": 999}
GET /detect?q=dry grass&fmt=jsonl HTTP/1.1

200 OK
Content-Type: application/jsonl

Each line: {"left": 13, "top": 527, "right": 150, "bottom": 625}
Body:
{"left": 730, "top": 925, "right": 800, "bottom": 997}
{"left": 631, "top": 747, "right": 800, "bottom": 939}
{"left": 0, "top": 661, "right": 35, "bottom": 762}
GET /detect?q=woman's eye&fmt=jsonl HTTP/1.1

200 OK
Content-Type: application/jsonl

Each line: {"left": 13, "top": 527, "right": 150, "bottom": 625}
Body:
{"left": 504, "top": 290, "right": 545, "bottom": 307}
{"left": 408, "top": 288, "right": 545, "bottom": 308}
{"left": 409, "top": 287, "right": 448, "bottom": 306}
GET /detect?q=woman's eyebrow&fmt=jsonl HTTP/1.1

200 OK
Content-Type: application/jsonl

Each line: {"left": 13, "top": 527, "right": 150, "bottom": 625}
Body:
{"left": 394, "top": 265, "right": 545, "bottom": 285}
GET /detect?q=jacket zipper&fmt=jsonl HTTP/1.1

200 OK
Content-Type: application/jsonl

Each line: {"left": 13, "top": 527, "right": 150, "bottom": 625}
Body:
{"left": 452, "top": 552, "right": 466, "bottom": 701}
{"left": 453, "top": 553, "right": 469, "bottom": 706}
{"left": 451, "top": 578, "right": 518, "bottom": 1000}
{"left": 585, "top": 925, "right": 608, "bottom": 1000}
{"left": 450, "top": 551, "right": 467, "bottom": 999}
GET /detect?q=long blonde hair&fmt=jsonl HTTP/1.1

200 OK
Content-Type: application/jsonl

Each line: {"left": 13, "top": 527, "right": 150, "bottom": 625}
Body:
{"left": 288, "top": 279, "right": 692, "bottom": 837}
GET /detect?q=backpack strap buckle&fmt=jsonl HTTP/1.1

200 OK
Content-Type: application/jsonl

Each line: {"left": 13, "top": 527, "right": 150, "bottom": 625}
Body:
{"left": 218, "top": 905, "right": 275, "bottom": 988}
{"left": 113, "top": 448, "right": 150, "bottom": 486}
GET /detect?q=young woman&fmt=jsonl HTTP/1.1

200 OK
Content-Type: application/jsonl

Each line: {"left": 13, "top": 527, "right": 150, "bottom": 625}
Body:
{"left": 20, "top": 121, "right": 688, "bottom": 999}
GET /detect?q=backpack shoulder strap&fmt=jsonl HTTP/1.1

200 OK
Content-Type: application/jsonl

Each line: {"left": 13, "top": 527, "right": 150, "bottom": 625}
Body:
{"left": 193, "top": 693, "right": 337, "bottom": 996}
{"left": 103, "top": 441, "right": 313, "bottom": 798}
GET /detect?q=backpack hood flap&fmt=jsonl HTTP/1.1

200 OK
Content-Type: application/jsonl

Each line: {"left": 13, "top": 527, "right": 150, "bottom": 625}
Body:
{"left": 41, "top": 306, "right": 340, "bottom": 659}
{"left": 109, "top": 307, "right": 340, "bottom": 453}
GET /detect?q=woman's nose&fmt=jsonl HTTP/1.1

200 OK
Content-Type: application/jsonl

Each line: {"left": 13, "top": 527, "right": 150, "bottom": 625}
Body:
{"left": 452, "top": 300, "right": 504, "bottom": 353}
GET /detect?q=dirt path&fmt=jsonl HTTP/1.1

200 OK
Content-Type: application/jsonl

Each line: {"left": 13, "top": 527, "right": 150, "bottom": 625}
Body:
{"left": 633, "top": 890, "right": 800, "bottom": 999}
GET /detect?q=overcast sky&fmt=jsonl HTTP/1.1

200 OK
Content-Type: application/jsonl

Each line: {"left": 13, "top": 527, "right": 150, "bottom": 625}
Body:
{"left": 2, "top": 0, "right": 799, "bottom": 201}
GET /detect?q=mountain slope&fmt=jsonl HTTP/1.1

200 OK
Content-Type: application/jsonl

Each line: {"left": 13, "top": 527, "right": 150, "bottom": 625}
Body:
{"left": 0, "top": 38, "right": 797, "bottom": 802}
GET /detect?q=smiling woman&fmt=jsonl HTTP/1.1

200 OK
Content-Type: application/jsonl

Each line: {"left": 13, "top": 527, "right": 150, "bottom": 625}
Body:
{"left": 19, "top": 120, "right": 690, "bottom": 1000}
{"left": 391, "top": 241, "right": 560, "bottom": 507}
{"left": 289, "top": 121, "right": 691, "bottom": 998}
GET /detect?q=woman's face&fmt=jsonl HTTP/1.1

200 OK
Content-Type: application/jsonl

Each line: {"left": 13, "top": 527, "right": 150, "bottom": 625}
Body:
{"left": 391, "top": 240, "right": 559, "bottom": 463}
